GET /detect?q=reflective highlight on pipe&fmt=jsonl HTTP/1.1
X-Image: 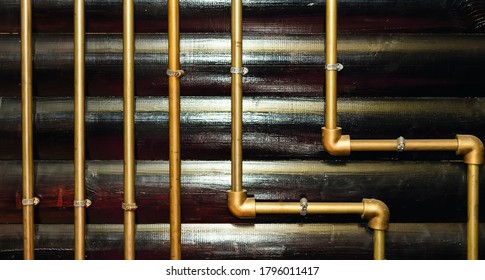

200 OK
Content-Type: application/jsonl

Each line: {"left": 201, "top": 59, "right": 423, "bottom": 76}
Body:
{"left": 123, "top": 0, "right": 137, "bottom": 260}
{"left": 168, "top": 0, "right": 182, "bottom": 260}
{"left": 468, "top": 164, "right": 479, "bottom": 259}
{"left": 322, "top": 0, "right": 483, "bottom": 260}
{"left": 228, "top": 0, "right": 388, "bottom": 260}
{"left": 74, "top": 0, "right": 87, "bottom": 260}
{"left": 231, "top": 0, "right": 243, "bottom": 193}
{"left": 21, "top": 0, "right": 35, "bottom": 261}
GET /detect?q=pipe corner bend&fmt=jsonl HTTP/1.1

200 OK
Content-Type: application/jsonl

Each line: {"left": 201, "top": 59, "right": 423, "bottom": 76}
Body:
{"left": 228, "top": 190, "right": 256, "bottom": 219}
{"left": 322, "top": 127, "right": 351, "bottom": 156}
{"left": 456, "top": 135, "right": 484, "bottom": 165}
{"left": 362, "top": 199, "right": 390, "bottom": 231}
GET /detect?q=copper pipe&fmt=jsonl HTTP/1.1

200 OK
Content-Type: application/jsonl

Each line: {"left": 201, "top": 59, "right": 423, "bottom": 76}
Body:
{"left": 123, "top": 0, "right": 137, "bottom": 260}
{"left": 373, "top": 230, "right": 386, "bottom": 260}
{"left": 228, "top": 191, "right": 389, "bottom": 260}
{"left": 322, "top": 0, "right": 483, "bottom": 260}
{"left": 227, "top": 0, "right": 388, "bottom": 260}
{"left": 231, "top": 0, "right": 243, "bottom": 193}
{"left": 74, "top": 0, "right": 87, "bottom": 260}
{"left": 255, "top": 202, "right": 363, "bottom": 215}
{"left": 168, "top": 0, "right": 182, "bottom": 260}
{"left": 468, "top": 164, "right": 479, "bottom": 260}
{"left": 351, "top": 139, "right": 458, "bottom": 152}
{"left": 21, "top": 0, "right": 35, "bottom": 260}
{"left": 325, "top": 0, "right": 337, "bottom": 130}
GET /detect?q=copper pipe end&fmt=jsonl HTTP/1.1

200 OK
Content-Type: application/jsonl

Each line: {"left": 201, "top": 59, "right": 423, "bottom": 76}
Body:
{"left": 227, "top": 190, "right": 256, "bottom": 219}
{"left": 362, "top": 199, "right": 390, "bottom": 231}
{"left": 456, "top": 135, "right": 484, "bottom": 165}
{"left": 322, "top": 127, "right": 351, "bottom": 156}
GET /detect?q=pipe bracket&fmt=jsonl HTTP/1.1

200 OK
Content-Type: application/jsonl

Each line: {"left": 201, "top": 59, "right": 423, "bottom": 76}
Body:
{"left": 166, "top": 69, "right": 185, "bottom": 78}
{"left": 230, "top": 67, "right": 249, "bottom": 75}
{"left": 300, "top": 198, "right": 308, "bottom": 216}
{"left": 122, "top": 202, "right": 138, "bottom": 211}
{"left": 22, "top": 197, "right": 40, "bottom": 206}
{"left": 325, "top": 63, "right": 344, "bottom": 71}
{"left": 74, "top": 199, "right": 92, "bottom": 208}
{"left": 396, "top": 136, "right": 405, "bottom": 152}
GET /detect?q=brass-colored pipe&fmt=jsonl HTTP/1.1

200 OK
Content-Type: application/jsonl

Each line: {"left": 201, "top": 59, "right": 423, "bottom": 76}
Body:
{"left": 74, "top": 0, "right": 87, "bottom": 260}
{"left": 373, "top": 230, "right": 386, "bottom": 260}
{"left": 322, "top": 0, "right": 483, "bottom": 260}
{"left": 325, "top": 0, "right": 337, "bottom": 130}
{"left": 228, "top": 0, "right": 388, "bottom": 260}
{"left": 123, "top": 0, "right": 137, "bottom": 260}
{"left": 231, "top": 0, "right": 243, "bottom": 193}
{"left": 468, "top": 164, "right": 479, "bottom": 260}
{"left": 351, "top": 139, "right": 459, "bottom": 152}
{"left": 21, "top": 0, "right": 35, "bottom": 261}
{"left": 228, "top": 191, "right": 389, "bottom": 259}
{"left": 168, "top": 0, "right": 182, "bottom": 260}
{"left": 256, "top": 202, "right": 363, "bottom": 215}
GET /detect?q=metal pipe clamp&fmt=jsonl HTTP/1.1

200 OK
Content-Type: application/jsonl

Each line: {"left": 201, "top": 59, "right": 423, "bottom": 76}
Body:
{"left": 300, "top": 197, "right": 308, "bottom": 216}
{"left": 22, "top": 197, "right": 40, "bottom": 206}
{"left": 397, "top": 136, "right": 406, "bottom": 152}
{"left": 325, "top": 63, "right": 344, "bottom": 71}
{"left": 122, "top": 202, "right": 138, "bottom": 211}
{"left": 166, "top": 69, "right": 185, "bottom": 78}
{"left": 230, "top": 67, "right": 249, "bottom": 75}
{"left": 74, "top": 199, "right": 92, "bottom": 208}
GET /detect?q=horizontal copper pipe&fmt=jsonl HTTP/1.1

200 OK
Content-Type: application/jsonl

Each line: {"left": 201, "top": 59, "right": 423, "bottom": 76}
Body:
{"left": 1, "top": 223, "right": 484, "bottom": 260}
{"left": 351, "top": 139, "right": 459, "bottom": 152}
{"left": 1, "top": 160, "right": 483, "bottom": 224}
{"left": 1, "top": 0, "right": 482, "bottom": 33}
{"left": 256, "top": 202, "right": 363, "bottom": 215}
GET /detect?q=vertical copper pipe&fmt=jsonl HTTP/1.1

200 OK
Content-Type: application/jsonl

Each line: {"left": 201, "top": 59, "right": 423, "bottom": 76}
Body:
{"left": 325, "top": 0, "right": 337, "bottom": 130}
{"left": 168, "top": 0, "right": 182, "bottom": 260}
{"left": 74, "top": 0, "right": 86, "bottom": 260}
{"left": 373, "top": 230, "right": 386, "bottom": 260}
{"left": 21, "top": 0, "right": 35, "bottom": 260}
{"left": 123, "top": 0, "right": 136, "bottom": 260}
{"left": 231, "top": 0, "right": 243, "bottom": 193}
{"left": 467, "top": 164, "right": 479, "bottom": 260}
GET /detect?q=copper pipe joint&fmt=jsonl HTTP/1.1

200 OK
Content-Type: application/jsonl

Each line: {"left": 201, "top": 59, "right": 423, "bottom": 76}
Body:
{"left": 227, "top": 190, "right": 256, "bottom": 219}
{"left": 456, "top": 135, "right": 484, "bottom": 165}
{"left": 322, "top": 127, "right": 351, "bottom": 156}
{"left": 362, "top": 199, "right": 390, "bottom": 231}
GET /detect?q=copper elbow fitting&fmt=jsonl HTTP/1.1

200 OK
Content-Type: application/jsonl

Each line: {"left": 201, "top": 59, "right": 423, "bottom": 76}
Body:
{"left": 362, "top": 199, "right": 390, "bottom": 231}
{"left": 227, "top": 190, "right": 256, "bottom": 219}
{"left": 322, "top": 127, "right": 351, "bottom": 156}
{"left": 456, "top": 135, "right": 484, "bottom": 165}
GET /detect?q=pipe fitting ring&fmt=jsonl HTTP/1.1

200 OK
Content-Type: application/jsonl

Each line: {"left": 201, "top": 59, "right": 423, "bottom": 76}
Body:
{"left": 325, "top": 63, "right": 344, "bottom": 71}
{"left": 230, "top": 67, "right": 249, "bottom": 75}
{"left": 122, "top": 202, "right": 138, "bottom": 211}
{"left": 74, "top": 199, "right": 92, "bottom": 208}
{"left": 300, "top": 197, "right": 308, "bottom": 216}
{"left": 396, "top": 136, "right": 405, "bottom": 152}
{"left": 166, "top": 69, "right": 185, "bottom": 78}
{"left": 22, "top": 197, "right": 40, "bottom": 206}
